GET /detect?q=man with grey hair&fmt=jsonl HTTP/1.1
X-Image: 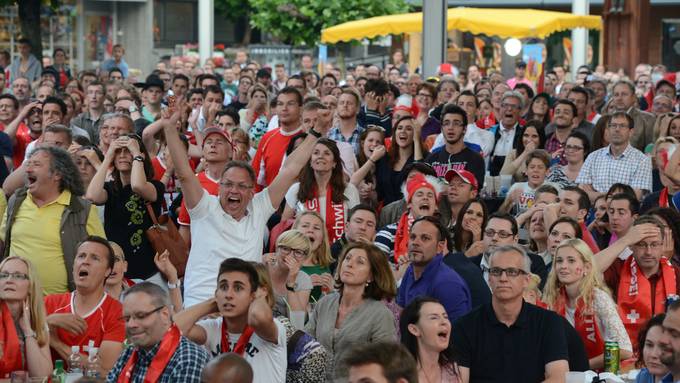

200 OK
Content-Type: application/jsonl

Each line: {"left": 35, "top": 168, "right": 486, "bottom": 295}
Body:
{"left": 453, "top": 243, "right": 569, "bottom": 382}
{"left": 107, "top": 282, "right": 210, "bottom": 382}
{"left": 489, "top": 90, "right": 524, "bottom": 175}
{"left": 98, "top": 112, "right": 134, "bottom": 154}
{"left": 0, "top": 146, "right": 105, "bottom": 293}
{"left": 652, "top": 94, "right": 674, "bottom": 115}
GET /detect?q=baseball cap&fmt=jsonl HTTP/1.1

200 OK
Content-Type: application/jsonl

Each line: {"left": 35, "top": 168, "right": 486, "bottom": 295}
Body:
{"left": 444, "top": 169, "right": 478, "bottom": 191}
{"left": 202, "top": 128, "right": 232, "bottom": 147}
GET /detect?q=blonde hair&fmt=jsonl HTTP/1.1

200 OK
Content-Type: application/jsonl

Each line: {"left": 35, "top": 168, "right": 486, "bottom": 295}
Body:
{"left": 543, "top": 239, "right": 609, "bottom": 313}
{"left": 293, "top": 211, "right": 333, "bottom": 268}
{"left": 276, "top": 229, "right": 312, "bottom": 258}
{"left": 249, "top": 262, "right": 275, "bottom": 309}
{"left": 0, "top": 256, "right": 49, "bottom": 346}
{"left": 109, "top": 241, "right": 125, "bottom": 261}
{"left": 525, "top": 273, "right": 543, "bottom": 299}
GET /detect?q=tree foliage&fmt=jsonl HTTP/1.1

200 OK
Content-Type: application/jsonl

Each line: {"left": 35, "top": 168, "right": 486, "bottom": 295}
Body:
{"left": 248, "top": 0, "right": 410, "bottom": 46}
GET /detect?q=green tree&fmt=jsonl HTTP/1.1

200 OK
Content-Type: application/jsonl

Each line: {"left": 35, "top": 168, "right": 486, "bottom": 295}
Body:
{"left": 0, "top": 0, "right": 60, "bottom": 63}
{"left": 248, "top": 0, "right": 409, "bottom": 46}
{"left": 215, "top": 0, "right": 255, "bottom": 45}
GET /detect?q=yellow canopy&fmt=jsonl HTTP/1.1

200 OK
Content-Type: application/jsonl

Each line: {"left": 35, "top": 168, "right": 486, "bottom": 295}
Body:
{"left": 321, "top": 7, "right": 602, "bottom": 43}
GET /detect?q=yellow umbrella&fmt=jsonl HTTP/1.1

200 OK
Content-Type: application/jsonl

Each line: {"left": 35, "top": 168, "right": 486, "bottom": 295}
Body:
{"left": 321, "top": 7, "right": 602, "bottom": 44}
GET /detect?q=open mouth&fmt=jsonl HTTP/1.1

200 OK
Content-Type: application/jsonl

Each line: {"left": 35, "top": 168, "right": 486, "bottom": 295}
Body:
{"left": 437, "top": 330, "right": 449, "bottom": 341}
{"left": 78, "top": 270, "right": 89, "bottom": 279}
{"left": 26, "top": 175, "right": 37, "bottom": 185}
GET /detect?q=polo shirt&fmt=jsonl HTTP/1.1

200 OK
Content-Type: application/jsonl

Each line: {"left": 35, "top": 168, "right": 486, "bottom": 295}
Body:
{"left": 0, "top": 190, "right": 105, "bottom": 294}
{"left": 397, "top": 254, "right": 472, "bottom": 321}
{"left": 453, "top": 300, "right": 568, "bottom": 382}
{"left": 183, "top": 189, "right": 276, "bottom": 308}
{"left": 576, "top": 144, "right": 653, "bottom": 193}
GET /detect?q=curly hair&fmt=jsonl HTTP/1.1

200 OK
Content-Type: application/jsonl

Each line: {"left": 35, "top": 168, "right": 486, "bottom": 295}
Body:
{"left": 30, "top": 146, "right": 85, "bottom": 196}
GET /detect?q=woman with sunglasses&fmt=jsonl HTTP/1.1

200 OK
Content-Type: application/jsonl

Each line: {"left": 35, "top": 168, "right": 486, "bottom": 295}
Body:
{"left": 0, "top": 256, "right": 52, "bottom": 378}
{"left": 86, "top": 134, "right": 165, "bottom": 281}
{"left": 263, "top": 230, "right": 313, "bottom": 327}
{"left": 544, "top": 239, "right": 632, "bottom": 370}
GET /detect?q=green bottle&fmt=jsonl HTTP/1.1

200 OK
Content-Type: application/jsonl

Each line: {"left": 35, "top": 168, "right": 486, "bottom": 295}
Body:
{"left": 52, "top": 359, "right": 66, "bottom": 383}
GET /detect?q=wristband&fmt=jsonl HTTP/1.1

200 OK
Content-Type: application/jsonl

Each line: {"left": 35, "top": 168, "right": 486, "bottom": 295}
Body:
{"left": 308, "top": 128, "right": 322, "bottom": 139}
{"left": 167, "top": 280, "right": 181, "bottom": 289}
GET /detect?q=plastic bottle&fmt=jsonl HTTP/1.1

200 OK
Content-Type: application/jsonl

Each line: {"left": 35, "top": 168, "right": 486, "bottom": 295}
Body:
{"left": 84, "top": 346, "right": 101, "bottom": 378}
{"left": 65, "top": 345, "right": 83, "bottom": 382}
{"left": 51, "top": 360, "right": 66, "bottom": 383}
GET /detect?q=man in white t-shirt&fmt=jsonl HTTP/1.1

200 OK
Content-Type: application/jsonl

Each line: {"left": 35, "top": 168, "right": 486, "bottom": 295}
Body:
{"left": 163, "top": 98, "right": 333, "bottom": 307}
{"left": 175, "top": 258, "right": 287, "bottom": 383}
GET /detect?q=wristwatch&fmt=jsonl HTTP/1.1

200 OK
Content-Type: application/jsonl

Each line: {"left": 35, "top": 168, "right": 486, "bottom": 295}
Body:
{"left": 128, "top": 105, "right": 138, "bottom": 113}
{"left": 133, "top": 155, "right": 144, "bottom": 163}
{"left": 308, "top": 128, "right": 322, "bottom": 139}
{"left": 167, "top": 280, "right": 181, "bottom": 290}
{"left": 286, "top": 282, "right": 297, "bottom": 292}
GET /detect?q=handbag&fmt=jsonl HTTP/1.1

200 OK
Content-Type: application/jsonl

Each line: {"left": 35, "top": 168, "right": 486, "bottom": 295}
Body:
{"left": 145, "top": 203, "right": 189, "bottom": 278}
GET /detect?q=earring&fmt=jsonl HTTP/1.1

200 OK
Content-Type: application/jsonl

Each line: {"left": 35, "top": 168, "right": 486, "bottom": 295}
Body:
{"left": 366, "top": 280, "right": 371, "bottom": 286}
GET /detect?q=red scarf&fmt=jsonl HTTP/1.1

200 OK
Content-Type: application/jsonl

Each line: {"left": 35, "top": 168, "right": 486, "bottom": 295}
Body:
{"left": 617, "top": 256, "right": 677, "bottom": 343}
{"left": 554, "top": 288, "right": 604, "bottom": 359}
{"left": 0, "top": 302, "right": 22, "bottom": 377}
{"left": 305, "top": 185, "right": 345, "bottom": 243}
{"left": 117, "top": 324, "right": 181, "bottom": 383}
{"left": 660, "top": 187, "right": 669, "bottom": 208}
{"left": 393, "top": 212, "right": 415, "bottom": 264}
{"left": 220, "top": 319, "right": 255, "bottom": 355}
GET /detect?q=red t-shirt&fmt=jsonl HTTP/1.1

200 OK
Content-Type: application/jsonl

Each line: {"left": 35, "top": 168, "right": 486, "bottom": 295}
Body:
{"left": 8, "top": 122, "right": 32, "bottom": 169}
{"left": 177, "top": 171, "right": 220, "bottom": 226}
{"left": 251, "top": 127, "right": 301, "bottom": 192}
{"left": 44, "top": 292, "right": 125, "bottom": 359}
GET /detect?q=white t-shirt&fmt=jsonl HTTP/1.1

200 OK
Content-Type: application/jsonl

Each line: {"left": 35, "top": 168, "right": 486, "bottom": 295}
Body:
{"left": 184, "top": 190, "right": 276, "bottom": 307}
{"left": 507, "top": 181, "right": 560, "bottom": 214}
{"left": 433, "top": 123, "right": 495, "bottom": 159}
{"left": 285, "top": 182, "right": 360, "bottom": 221}
{"left": 197, "top": 317, "right": 287, "bottom": 383}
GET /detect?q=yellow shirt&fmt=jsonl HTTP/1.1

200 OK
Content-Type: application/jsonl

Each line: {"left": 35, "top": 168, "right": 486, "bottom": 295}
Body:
{"left": 0, "top": 190, "right": 105, "bottom": 294}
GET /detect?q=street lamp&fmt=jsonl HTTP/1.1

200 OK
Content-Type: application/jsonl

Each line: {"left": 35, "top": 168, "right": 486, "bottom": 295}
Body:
{"left": 504, "top": 38, "right": 522, "bottom": 57}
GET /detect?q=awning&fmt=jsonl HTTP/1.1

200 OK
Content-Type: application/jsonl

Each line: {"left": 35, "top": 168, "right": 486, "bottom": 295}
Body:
{"left": 320, "top": 7, "right": 602, "bottom": 43}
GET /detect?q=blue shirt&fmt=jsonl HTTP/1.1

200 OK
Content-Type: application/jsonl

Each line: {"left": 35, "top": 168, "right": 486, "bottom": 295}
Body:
{"left": 635, "top": 368, "right": 673, "bottom": 383}
{"left": 397, "top": 254, "right": 472, "bottom": 321}
{"left": 100, "top": 58, "right": 129, "bottom": 78}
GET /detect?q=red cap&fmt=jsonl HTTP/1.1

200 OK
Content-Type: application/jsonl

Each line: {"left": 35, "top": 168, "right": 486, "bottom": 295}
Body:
{"left": 444, "top": 169, "right": 478, "bottom": 191}
{"left": 202, "top": 128, "right": 232, "bottom": 147}
{"left": 437, "top": 63, "right": 453, "bottom": 75}
{"left": 406, "top": 173, "right": 437, "bottom": 203}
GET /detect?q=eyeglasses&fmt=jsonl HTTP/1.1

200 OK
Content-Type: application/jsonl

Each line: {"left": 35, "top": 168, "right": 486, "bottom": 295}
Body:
{"left": 0, "top": 272, "right": 29, "bottom": 281}
{"left": 484, "top": 229, "right": 514, "bottom": 239}
{"left": 277, "top": 245, "right": 306, "bottom": 258}
{"left": 564, "top": 145, "right": 584, "bottom": 152}
{"left": 121, "top": 306, "right": 165, "bottom": 323}
{"left": 607, "top": 123, "right": 629, "bottom": 130}
{"left": 220, "top": 181, "right": 253, "bottom": 191}
{"left": 632, "top": 242, "right": 663, "bottom": 251}
{"left": 416, "top": 93, "right": 433, "bottom": 99}
{"left": 501, "top": 103, "right": 521, "bottom": 110}
{"left": 488, "top": 267, "right": 527, "bottom": 277}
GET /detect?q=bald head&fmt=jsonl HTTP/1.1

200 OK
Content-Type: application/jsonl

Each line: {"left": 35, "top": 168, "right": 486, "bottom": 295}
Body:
{"left": 201, "top": 353, "right": 253, "bottom": 383}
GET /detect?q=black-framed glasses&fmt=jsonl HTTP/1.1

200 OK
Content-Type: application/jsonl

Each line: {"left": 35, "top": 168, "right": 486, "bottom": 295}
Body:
{"left": 488, "top": 267, "right": 527, "bottom": 278}
{"left": 0, "top": 272, "right": 29, "bottom": 281}
{"left": 484, "top": 229, "right": 513, "bottom": 239}
{"left": 121, "top": 306, "right": 165, "bottom": 323}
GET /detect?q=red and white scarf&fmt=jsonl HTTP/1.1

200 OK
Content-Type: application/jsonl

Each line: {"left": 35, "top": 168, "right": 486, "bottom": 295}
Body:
{"left": 118, "top": 324, "right": 181, "bottom": 383}
{"left": 554, "top": 288, "right": 604, "bottom": 359}
{"left": 0, "top": 301, "right": 23, "bottom": 377}
{"left": 221, "top": 318, "right": 255, "bottom": 355}
{"left": 617, "top": 256, "right": 676, "bottom": 343}
{"left": 393, "top": 212, "right": 415, "bottom": 264}
{"left": 305, "top": 185, "right": 345, "bottom": 243}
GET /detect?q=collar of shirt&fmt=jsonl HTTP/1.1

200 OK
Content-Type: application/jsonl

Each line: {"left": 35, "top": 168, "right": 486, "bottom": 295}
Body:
{"left": 485, "top": 299, "right": 530, "bottom": 328}
{"left": 28, "top": 189, "right": 71, "bottom": 207}
{"left": 499, "top": 122, "right": 517, "bottom": 134}
{"left": 409, "top": 254, "right": 445, "bottom": 282}
{"left": 84, "top": 110, "right": 102, "bottom": 123}
{"left": 606, "top": 144, "right": 633, "bottom": 159}
{"left": 136, "top": 342, "right": 162, "bottom": 366}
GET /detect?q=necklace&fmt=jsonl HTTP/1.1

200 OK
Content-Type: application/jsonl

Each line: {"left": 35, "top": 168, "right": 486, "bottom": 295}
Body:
{"left": 420, "top": 365, "right": 441, "bottom": 383}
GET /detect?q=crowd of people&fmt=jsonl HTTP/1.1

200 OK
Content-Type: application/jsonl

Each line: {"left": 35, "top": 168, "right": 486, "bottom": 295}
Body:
{"left": 0, "top": 36, "right": 680, "bottom": 382}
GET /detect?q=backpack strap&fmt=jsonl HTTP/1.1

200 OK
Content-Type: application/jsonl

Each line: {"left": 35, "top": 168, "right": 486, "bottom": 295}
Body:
{"left": 287, "top": 330, "right": 306, "bottom": 356}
